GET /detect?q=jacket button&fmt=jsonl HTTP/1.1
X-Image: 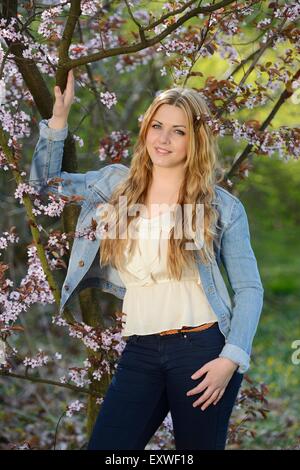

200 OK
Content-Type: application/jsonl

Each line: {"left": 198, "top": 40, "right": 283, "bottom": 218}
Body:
{"left": 78, "top": 260, "right": 84, "bottom": 267}
{"left": 64, "top": 285, "right": 69, "bottom": 291}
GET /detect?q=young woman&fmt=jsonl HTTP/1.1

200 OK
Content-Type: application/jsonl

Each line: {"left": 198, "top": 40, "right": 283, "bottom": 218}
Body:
{"left": 29, "top": 70, "right": 264, "bottom": 450}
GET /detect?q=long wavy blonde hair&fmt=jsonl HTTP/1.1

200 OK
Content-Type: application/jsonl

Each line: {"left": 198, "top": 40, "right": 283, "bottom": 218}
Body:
{"left": 98, "top": 87, "right": 224, "bottom": 280}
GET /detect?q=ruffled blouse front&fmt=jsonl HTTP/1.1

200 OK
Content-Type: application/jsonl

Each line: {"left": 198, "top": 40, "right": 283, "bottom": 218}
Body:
{"left": 116, "top": 208, "right": 218, "bottom": 336}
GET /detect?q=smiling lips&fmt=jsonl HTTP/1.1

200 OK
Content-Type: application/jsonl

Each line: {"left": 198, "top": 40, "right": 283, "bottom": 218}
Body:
{"left": 155, "top": 147, "right": 172, "bottom": 154}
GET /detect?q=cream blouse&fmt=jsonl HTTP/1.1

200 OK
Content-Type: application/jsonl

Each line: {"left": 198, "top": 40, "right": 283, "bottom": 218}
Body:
{"left": 116, "top": 208, "right": 218, "bottom": 337}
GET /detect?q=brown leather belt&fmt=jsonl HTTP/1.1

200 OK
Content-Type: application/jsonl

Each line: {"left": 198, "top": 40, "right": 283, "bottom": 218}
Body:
{"left": 159, "top": 321, "right": 218, "bottom": 336}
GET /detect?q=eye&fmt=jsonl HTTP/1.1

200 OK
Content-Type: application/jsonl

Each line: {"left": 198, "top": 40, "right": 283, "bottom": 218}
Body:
{"left": 151, "top": 124, "right": 185, "bottom": 135}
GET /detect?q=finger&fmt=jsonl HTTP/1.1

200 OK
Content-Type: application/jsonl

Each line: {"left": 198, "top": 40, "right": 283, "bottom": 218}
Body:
{"left": 66, "top": 69, "right": 74, "bottom": 90}
{"left": 186, "top": 379, "right": 209, "bottom": 396}
{"left": 191, "top": 365, "right": 208, "bottom": 380}
{"left": 195, "top": 388, "right": 219, "bottom": 410}
{"left": 54, "top": 86, "right": 63, "bottom": 100}
{"left": 213, "top": 389, "right": 225, "bottom": 406}
{"left": 212, "top": 390, "right": 222, "bottom": 405}
{"left": 213, "top": 388, "right": 225, "bottom": 405}
{"left": 192, "top": 387, "right": 213, "bottom": 408}
{"left": 63, "top": 70, "right": 75, "bottom": 100}
{"left": 200, "top": 389, "right": 220, "bottom": 411}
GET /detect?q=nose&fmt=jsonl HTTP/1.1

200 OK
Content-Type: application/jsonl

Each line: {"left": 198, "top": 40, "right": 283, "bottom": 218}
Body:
{"left": 158, "top": 130, "right": 171, "bottom": 144}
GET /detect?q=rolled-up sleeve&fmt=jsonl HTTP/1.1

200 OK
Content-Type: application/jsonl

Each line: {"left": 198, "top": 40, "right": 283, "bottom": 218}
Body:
{"left": 218, "top": 199, "right": 264, "bottom": 373}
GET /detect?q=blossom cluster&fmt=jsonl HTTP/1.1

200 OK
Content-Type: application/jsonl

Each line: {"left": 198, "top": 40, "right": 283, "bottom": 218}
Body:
{"left": 66, "top": 400, "right": 85, "bottom": 417}
{"left": 23, "top": 349, "right": 49, "bottom": 369}
{"left": 31, "top": 194, "right": 66, "bottom": 218}
{"left": 0, "top": 228, "right": 19, "bottom": 254}
{"left": 99, "top": 91, "right": 117, "bottom": 109}
{"left": 81, "top": 0, "right": 104, "bottom": 17}
{"left": 0, "top": 244, "right": 55, "bottom": 325}
{"left": 98, "top": 129, "right": 131, "bottom": 162}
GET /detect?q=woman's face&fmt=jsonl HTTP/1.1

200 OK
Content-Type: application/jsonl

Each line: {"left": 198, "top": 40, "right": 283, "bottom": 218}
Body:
{"left": 145, "top": 104, "right": 188, "bottom": 171}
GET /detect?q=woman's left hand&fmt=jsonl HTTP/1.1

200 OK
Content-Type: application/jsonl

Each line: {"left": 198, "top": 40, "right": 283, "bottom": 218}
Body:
{"left": 186, "top": 357, "right": 239, "bottom": 411}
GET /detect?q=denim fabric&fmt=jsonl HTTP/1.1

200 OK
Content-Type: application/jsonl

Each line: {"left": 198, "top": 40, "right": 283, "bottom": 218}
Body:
{"left": 87, "top": 323, "right": 244, "bottom": 450}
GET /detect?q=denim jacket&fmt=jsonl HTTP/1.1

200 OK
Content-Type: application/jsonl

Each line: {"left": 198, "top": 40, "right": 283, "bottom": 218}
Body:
{"left": 29, "top": 119, "right": 264, "bottom": 374}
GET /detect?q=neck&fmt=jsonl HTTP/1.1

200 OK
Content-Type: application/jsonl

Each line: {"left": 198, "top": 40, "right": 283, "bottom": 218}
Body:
{"left": 151, "top": 165, "right": 185, "bottom": 190}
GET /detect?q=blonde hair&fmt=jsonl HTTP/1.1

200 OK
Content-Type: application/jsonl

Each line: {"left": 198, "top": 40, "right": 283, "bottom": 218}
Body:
{"left": 99, "top": 87, "right": 224, "bottom": 280}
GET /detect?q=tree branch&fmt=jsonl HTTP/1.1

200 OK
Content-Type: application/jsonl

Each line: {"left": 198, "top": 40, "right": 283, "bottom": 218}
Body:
{"left": 0, "top": 370, "right": 99, "bottom": 397}
{"left": 216, "top": 17, "right": 288, "bottom": 120}
{"left": 65, "top": 0, "right": 238, "bottom": 68}
{"left": 225, "top": 67, "right": 300, "bottom": 181}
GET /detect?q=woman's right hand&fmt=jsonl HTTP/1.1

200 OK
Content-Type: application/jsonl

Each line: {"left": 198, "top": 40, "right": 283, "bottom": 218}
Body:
{"left": 49, "top": 69, "right": 75, "bottom": 129}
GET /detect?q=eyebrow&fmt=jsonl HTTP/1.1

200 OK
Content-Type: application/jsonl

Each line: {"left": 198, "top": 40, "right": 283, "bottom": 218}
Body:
{"left": 152, "top": 119, "right": 186, "bottom": 128}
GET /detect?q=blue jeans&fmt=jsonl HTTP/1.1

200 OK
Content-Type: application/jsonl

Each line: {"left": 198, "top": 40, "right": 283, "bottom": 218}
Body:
{"left": 87, "top": 323, "right": 244, "bottom": 450}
